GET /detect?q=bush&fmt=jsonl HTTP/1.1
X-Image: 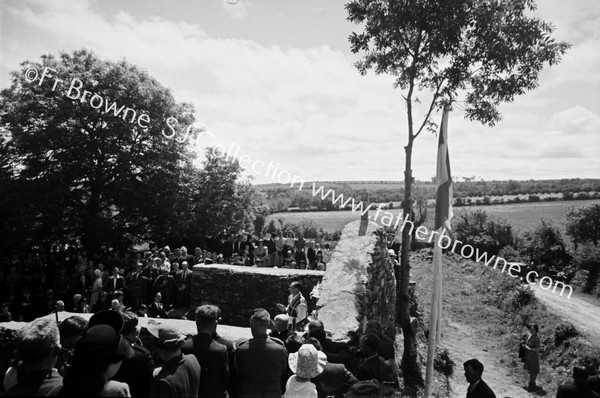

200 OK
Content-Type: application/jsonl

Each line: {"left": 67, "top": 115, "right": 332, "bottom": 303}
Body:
{"left": 454, "top": 210, "right": 515, "bottom": 256}
{"left": 434, "top": 348, "right": 455, "bottom": 377}
{"left": 503, "top": 285, "right": 537, "bottom": 312}
{"left": 554, "top": 323, "right": 579, "bottom": 347}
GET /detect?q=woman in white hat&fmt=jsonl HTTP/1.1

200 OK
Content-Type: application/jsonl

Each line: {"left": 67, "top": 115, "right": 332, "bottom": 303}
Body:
{"left": 284, "top": 343, "right": 327, "bottom": 398}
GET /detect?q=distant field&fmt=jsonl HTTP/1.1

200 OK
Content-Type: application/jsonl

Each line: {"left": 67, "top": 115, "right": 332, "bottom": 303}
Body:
{"left": 266, "top": 199, "right": 600, "bottom": 236}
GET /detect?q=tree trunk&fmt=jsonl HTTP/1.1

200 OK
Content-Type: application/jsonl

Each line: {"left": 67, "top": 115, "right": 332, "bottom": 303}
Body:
{"left": 398, "top": 82, "right": 424, "bottom": 388}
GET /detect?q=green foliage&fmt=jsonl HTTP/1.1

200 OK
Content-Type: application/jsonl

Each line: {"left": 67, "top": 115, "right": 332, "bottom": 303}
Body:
{"left": 0, "top": 49, "right": 195, "bottom": 252}
{"left": 554, "top": 323, "right": 579, "bottom": 347}
{"left": 502, "top": 285, "right": 537, "bottom": 312}
{"left": 346, "top": 0, "right": 570, "bottom": 126}
{"left": 282, "top": 219, "right": 320, "bottom": 239}
{"left": 566, "top": 203, "right": 600, "bottom": 247}
{"left": 454, "top": 210, "right": 515, "bottom": 255}
{"left": 519, "top": 219, "right": 571, "bottom": 270}
{"left": 434, "top": 348, "right": 455, "bottom": 378}
{"left": 189, "top": 149, "right": 262, "bottom": 239}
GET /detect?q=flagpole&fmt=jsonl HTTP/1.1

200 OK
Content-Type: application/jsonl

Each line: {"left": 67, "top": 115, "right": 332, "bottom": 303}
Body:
{"left": 424, "top": 230, "right": 443, "bottom": 397}
{"left": 424, "top": 106, "right": 451, "bottom": 397}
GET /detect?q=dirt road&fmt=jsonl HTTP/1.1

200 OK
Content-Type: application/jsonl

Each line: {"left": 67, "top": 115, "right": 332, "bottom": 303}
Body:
{"left": 442, "top": 320, "right": 535, "bottom": 398}
{"left": 532, "top": 285, "right": 600, "bottom": 342}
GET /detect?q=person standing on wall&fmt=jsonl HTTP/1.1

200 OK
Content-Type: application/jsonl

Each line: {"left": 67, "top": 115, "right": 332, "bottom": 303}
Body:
{"left": 277, "top": 281, "right": 307, "bottom": 331}
{"left": 523, "top": 323, "right": 541, "bottom": 391}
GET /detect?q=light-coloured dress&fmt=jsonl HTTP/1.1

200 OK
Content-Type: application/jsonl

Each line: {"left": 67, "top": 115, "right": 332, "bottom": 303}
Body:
{"left": 284, "top": 375, "right": 317, "bottom": 398}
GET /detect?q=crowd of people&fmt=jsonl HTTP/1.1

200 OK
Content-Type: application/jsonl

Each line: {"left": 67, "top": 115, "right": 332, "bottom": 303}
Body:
{"left": 1, "top": 300, "right": 404, "bottom": 397}
{"left": 0, "top": 232, "right": 339, "bottom": 323}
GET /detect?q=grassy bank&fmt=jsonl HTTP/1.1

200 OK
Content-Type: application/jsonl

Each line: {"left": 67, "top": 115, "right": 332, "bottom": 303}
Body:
{"left": 410, "top": 249, "right": 600, "bottom": 394}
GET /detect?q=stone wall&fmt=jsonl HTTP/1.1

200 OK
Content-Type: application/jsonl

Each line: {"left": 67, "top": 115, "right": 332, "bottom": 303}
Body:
{"left": 191, "top": 264, "right": 324, "bottom": 327}
{"left": 316, "top": 220, "right": 396, "bottom": 341}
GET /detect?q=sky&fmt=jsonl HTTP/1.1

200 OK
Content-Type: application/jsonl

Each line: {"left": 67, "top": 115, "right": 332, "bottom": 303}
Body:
{"left": 1, "top": 0, "right": 599, "bottom": 184}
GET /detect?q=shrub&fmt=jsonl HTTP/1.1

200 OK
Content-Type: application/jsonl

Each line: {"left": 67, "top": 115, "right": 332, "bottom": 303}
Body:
{"left": 503, "top": 285, "right": 537, "bottom": 312}
{"left": 434, "top": 348, "right": 455, "bottom": 377}
{"left": 554, "top": 323, "right": 579, "bottom": 347}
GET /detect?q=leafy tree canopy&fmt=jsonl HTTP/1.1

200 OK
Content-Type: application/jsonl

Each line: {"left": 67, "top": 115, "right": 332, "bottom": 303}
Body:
{"left": 0, "top": 49, "right": 261, "bottom": 253}
{"left": 346, "top": 0, "right": 570, "bottom": 127}
{"left": 566, "top": 204, "right": 600, "bottom": 247}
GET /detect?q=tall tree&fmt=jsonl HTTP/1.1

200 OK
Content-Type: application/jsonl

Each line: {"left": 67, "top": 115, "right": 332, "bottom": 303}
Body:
{"left": 346, "top": 0, "right": 569, "bottom": 386}
{"left": 0, "top": 49, "right": 195, "bottom": 253}
{"left": 187, "top": 149, "right": 262, "bottom": 241}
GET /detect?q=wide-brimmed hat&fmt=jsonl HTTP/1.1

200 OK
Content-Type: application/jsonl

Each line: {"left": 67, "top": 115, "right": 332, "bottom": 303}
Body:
{"left": 79, "top": 310, "right": 133, "bottom": 362}
{"left": 288, "top": 344, "right": 327, "bottom": 379}
{"left": 150, "top": 324, "right": 186, "bottom": 348}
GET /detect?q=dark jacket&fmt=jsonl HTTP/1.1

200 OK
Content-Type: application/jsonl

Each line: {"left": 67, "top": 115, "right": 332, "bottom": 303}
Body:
{"left": 556, "top": 382, "right": 600, "bottom": 398}
{"left": 466, "top": 379, "right": 496, "bottom": 398}
{"left": 589, "top": 375, "right": 600, "bottom": 395}
{"left": 148, "top": 301, "right": 168, "bottom": 318}
{"left": 311, "top": 362, "right": 358, "bottom": 398}
{"left": 182, "top": 333, "right": 229, "bottom": 397}
{"left": 150, "top": 353, "right": 200, "bottom": 398}
{"left": 235, "top": 333, "right": 287, "bottom": 397}
{"left": 113, "top": 343, "right": 155, "bottom": 397}
{"left": 214, "top": 334, "right": 237, "bottom": 397}
{"left": 2, "top": 369, "right": 62, "bottom": 396}
{"left": 357, "top": 355, "right": 385, "bottom": 383}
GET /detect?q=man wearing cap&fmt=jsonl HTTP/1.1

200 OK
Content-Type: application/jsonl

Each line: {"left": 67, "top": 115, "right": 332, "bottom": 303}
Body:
{"left": 235, "top": 308, "right": 287, "bottom": 397}
{"left": 151, "top": 324, "right": 201, "bottom": 398}
{"left": 2, "top": 318, "right": 63, "bottom": 396}
{"left": 182, "top": 305, "right": 229, "bottom": 398}
{"left": 277, "top": 281, "right": 308, "bottom": 331}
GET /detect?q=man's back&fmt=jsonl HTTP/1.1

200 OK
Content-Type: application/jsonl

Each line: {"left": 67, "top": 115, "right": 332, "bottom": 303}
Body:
{"left": 235, "top": 334, "right": 287, "bottom": 397}
{"left": 182, "top": 333, "right": 229, "bottom": 397}
{"left": 466, "top": 379, "right": 496, "bottom": 398}
{"left": 151, "top": 353, "right": 201, "bottom": 398}
{"left": 311, "top": 362, "right": 358, "bottom": 398}
{"left": 2, "top": 369, "right": 62, "bottom": 397}
{"left": 113, "top": 343, "right": 155, "bottom": 397}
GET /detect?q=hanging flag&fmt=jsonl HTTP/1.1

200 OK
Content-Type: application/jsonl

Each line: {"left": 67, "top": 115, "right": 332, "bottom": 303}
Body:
{"left": 434, "top": 108, "right": 453, "bottom": 232}
{"left": 425, "top": 106, "right": 453, "bottom": 398}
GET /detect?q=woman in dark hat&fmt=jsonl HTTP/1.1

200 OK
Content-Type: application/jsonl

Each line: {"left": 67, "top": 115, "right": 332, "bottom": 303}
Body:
{"left": 53, "top": 310, "right": 134, "bottom": 396}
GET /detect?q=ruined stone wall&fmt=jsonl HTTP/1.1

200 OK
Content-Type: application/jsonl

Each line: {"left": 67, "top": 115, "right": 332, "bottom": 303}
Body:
{"left": 316, "top": 220, "right": 397, "bottom": 341}
{"left": 191, "top": 264, "right": 324, "bottom": 327}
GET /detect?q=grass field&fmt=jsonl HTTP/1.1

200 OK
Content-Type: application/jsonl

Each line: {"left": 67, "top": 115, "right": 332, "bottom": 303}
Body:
{"left": 266, "top": 199, "right": 600, "bottom": 236}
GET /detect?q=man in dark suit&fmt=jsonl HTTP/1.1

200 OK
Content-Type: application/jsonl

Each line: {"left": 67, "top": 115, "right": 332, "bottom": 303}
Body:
{"left": 148, "top": 292, "right": 168, "bottom": 318}
{"left": 175, "top": 261, "right": 192, "bottom": 307}
{"left": 305, "top": 338, "right": 358, "bottom": 398}
{"left": 463, "top": 359, "right": 496, "bottom": 398}
{"left": 269, "top": 314, "right": 290, "bottom": 342}
{"left": 182, "top": 305, "right": 229, "bottom": 398}
{"left": 357, "top": 334, "right": 385, "bottom": 383}
{"left": 212, "top": 307, "right": 237, "bottom": 398}
{"left": 235, "top": 308, "right": 287, "bottom": 397}
{"left": 557, "top": 363, "right": 600, "bottom": 398}
{"left": 151, "top": 324, "right": 201, "bottom": 397}
{"left": 104, "top": 267, "right": 125, "bottom": 296}
{"left": 589, "top": 373, "right": 600, "bottom": 395}
{"left": 113, "top": 311, "right": 155, "bottom": 397}
{"left": 233, "top": 235, "right": 243, "bottom": 257}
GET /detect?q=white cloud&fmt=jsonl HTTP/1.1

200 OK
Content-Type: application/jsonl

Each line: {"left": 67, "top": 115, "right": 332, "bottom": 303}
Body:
{"left": 1, "top": 0, "right": 599, "bottom": 182}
